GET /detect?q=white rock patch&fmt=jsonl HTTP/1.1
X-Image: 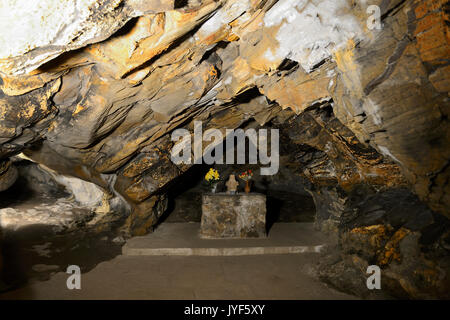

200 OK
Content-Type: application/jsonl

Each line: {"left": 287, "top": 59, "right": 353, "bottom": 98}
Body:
{"left": 0, "top": 198, "right": 92, "bottom": 232}
{"left": 263, "top": 0, "right": 364, "bottom": 72}
{"left": 195, "top": 0, "right": 251, "bottom": 40}
{"left": 378, "top": 145, "right": 401, "bottom": 164}
{"left": 52, "top": 175, "right": 104, "bottom": 207}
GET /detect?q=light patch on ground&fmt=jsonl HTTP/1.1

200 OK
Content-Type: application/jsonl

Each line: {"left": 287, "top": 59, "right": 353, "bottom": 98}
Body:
{"left": 31, "top": 242, "right": 52, "bottom": 258}
{"left": 32, "top": 264, "right": 60, "bottom": 272}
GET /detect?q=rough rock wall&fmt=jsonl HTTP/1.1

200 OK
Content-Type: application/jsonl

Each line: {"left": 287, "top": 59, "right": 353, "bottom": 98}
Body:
{"left": 1, "top": 0, "right": 448, "bottom": 227}
{"left": 332, "top": 0, "right": 450, "bottom": 216}
{"left": 0, "top": 0, "right": 448, "bottom": 297}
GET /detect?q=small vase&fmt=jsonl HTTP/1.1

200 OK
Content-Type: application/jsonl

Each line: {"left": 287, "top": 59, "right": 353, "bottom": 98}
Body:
{"left": 244, "top": 180, "right": 251, "bottom": 193}
{"left": 211, "top": 183, "right": 218, "bottom": 194}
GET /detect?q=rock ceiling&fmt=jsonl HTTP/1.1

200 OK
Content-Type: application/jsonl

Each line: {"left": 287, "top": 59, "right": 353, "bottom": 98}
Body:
{"left": 0, "top": 0, "right": 448, "bottom": 236}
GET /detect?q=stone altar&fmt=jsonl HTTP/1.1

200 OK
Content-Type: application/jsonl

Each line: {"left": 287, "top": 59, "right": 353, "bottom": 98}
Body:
{"left": 200, "top": 193, "right": 266, "bottom": 239}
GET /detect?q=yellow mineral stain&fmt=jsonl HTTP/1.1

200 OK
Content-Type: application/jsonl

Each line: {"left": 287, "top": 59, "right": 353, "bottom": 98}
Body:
{"left": 73, "top": 104, "right": 85, "bottom": 115}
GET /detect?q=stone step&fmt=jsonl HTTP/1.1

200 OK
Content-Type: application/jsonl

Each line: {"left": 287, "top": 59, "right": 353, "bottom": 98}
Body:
{"left": 122, "top": 223, "right": 329, "bottom": 256}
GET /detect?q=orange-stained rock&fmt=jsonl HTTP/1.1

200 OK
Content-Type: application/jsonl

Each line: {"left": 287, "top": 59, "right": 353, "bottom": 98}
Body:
{"left": 258, "top": 62, "right": 336, "bottom": 114}
{"left": 86, "top": 2, "right": 221, "bottom": 79}
{"left": 0, "top": 0, "right": 448, "bottom": 236}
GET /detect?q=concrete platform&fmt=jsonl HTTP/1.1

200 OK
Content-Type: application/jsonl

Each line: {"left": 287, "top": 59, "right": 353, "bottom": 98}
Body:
{"left": 123, "top": 223, "right": 329, "bottom": 256}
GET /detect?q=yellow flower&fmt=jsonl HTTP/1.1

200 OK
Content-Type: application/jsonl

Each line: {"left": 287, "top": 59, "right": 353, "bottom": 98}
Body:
{"left": 205, "top": 168, "right": 219, "bottom": 182}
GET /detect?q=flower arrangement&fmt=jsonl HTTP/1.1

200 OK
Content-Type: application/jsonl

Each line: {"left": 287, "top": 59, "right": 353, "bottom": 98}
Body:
{"left": 239, "top": 169, "right": 253, "bottom": 193}
{"left": 238, "top": 169, "right": 253, "bottom": 181}
{"left": 205, "top": 168, "right": 220, "bottom": 185}
{"left": 205, "top": 168, "right": 220, "bottom": 193}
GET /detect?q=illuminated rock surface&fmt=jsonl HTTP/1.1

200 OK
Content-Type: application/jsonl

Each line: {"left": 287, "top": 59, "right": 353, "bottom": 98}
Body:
{"left": 0, "top": 0, "right": 448, "bottom": 298}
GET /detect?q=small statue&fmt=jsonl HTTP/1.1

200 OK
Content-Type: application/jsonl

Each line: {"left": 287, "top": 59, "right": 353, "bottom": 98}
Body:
{"left": 225, "top": 174, "right": 239, "bottom": 194}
